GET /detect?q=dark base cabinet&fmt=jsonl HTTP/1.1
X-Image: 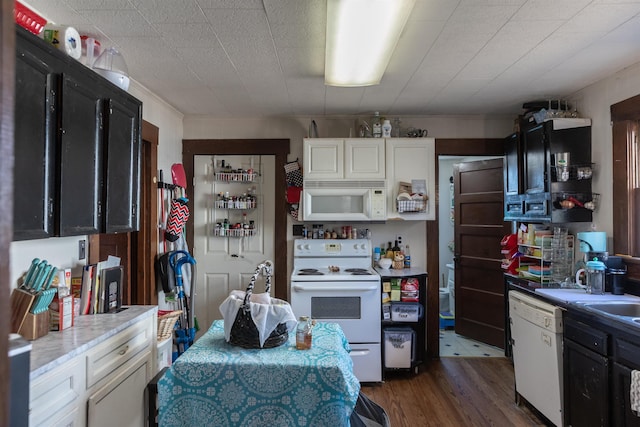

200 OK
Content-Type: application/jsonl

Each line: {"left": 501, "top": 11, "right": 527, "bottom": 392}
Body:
{"left": 564, "top": 338, "right": 609, "bottom": 427}
{"left": 13, "top": 25, "right": 141, "bottom": 240}
{"left": 564, "top": 309, "right": 640, "bottom": 427}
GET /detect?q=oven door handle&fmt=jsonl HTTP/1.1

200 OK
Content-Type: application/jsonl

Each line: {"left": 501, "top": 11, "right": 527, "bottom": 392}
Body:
{"left": 292, "top": 284, "right": 379, "bottom": 292}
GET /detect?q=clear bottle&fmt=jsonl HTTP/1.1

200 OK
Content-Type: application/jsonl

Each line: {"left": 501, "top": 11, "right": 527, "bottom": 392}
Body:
{"left": 404, "top": 245, "right": 411, "bottom": 268}
{"left": 382, "top": 120, "right": 392, "bottom": 137}
{"left": 296, "top": 316, "right": 313, "bottom": 350}
{"left": 371, "top": 112, "right": 382, "bottom": 138}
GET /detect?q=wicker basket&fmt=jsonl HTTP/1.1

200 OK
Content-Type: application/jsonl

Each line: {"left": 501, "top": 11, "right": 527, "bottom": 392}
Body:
{"left": 157, "top": 310, "right": 181, "bottom": 341}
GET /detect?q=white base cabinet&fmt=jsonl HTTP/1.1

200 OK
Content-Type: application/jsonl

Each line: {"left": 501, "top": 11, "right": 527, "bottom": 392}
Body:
{"left": 29, "top": 312, "right": 156, "bottom": 427}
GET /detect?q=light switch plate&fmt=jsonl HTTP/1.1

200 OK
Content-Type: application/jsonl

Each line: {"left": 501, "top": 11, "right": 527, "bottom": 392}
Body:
{"left": 79, "top": 239, "right": 86, "bottom": 260}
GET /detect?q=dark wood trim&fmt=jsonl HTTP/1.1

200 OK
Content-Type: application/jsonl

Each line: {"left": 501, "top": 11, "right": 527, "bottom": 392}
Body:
{"left": 611, "top": 93, "right": 640, "bottom": 121}
{"left": 1, "top": 3, "right": 15, "bottom": 425}
{"left": 427, "top": 138, "right": 505, "bottom": 359}
{"left": 135, "top": 120, "right": 159, "bottom": 305}
{"left": 182, "top": 139, "right": 290, "bottom": 301}
{"left": 611, "top": 120, "right": 631, "bottom": 255}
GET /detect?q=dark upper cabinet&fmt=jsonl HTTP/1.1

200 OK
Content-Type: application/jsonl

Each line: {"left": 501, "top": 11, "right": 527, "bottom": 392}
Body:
{"left": 103, "top": 95, "right": 141, "bottom": 233}
{"left": 58, "top": 71, "right": 104, "bottom": 236}
{"left": 13, "top": 25, "right": 142, "bottom": 240}
{"left": 505, "top": 117, "right": 593, "bottom": 222}
{"left": 522, "top": 123, "right": 547, "bottom": 194}
{"left": 13, "top": 33, "right": 58, "bottom": 241}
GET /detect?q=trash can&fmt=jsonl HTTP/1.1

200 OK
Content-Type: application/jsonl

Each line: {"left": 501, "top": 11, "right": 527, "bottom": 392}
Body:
{"left": 350, "top": 392, "right": 391, "bottom": 427}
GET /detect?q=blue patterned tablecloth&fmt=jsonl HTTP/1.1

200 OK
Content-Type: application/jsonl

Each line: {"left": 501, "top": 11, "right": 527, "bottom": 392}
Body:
{"left": 158, "top": 320, "right": 360, "bottom": 427}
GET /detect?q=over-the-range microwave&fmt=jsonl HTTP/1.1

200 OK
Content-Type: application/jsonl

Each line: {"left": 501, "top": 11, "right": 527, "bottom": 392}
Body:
{"left": 301, "top": 180, "right": 387, "bottom": 222}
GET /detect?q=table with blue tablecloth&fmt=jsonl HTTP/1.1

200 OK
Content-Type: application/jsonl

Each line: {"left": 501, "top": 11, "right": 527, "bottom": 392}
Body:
{"left": 158, "top": 320, "right": 361, "bottom": 427}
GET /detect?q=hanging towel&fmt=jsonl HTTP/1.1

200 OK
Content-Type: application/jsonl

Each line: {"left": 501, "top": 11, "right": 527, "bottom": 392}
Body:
{"left": 631, "top": 370, "right": 640, "bottom": 416}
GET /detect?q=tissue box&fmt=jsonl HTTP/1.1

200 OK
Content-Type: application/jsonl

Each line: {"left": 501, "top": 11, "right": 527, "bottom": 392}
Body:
{"left": 50, "top": 295, "right": 74, "bottom": 331}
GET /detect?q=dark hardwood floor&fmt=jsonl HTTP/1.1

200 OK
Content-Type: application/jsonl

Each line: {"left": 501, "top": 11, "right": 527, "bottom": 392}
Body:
{"left": 361, "top": 357, "right": 548, "bottom": 426}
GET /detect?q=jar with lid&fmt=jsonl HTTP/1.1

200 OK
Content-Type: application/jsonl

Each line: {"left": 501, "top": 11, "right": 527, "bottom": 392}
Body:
{"left": 296, "top": 316, "right": 313, "bottom": 350}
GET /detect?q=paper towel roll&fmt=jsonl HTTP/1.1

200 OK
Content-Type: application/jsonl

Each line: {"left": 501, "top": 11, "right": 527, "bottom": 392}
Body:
{"left": 42, "top": 25, "right": 82, "bottom": 60}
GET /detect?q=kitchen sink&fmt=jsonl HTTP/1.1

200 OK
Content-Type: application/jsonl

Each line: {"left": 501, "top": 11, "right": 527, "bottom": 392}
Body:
{"left": 580, "top": 301, "right": 640, "bottom": 317}
{"left": 634, "top": 318, "right": 640, "bottom": 324}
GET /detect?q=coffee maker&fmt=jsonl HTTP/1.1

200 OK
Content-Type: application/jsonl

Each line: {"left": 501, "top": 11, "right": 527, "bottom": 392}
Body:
{"left": 576, "top": 231, "right": 626, "bottom": 294}
{"left": 575, "top": 232, "right": 607, "bottom": 290}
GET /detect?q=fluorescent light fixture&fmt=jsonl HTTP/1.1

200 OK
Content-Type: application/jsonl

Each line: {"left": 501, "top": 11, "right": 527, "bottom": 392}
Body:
{"left": 325, "top": 0, "right": 416, "bottom": 87}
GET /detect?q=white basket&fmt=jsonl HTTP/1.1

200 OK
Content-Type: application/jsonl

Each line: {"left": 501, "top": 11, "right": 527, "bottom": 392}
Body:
{"left": 397, "top": 197, "right": 427, "bottom": 213}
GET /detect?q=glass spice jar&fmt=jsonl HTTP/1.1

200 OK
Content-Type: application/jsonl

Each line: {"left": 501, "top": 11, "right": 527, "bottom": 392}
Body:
{"left": 296, "top": 316, "right": 313, "bottom": 350}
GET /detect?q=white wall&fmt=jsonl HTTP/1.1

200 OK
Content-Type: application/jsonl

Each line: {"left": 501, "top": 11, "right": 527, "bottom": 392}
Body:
{"left": 568, "top": 61, "right": 640, "bottom": 249}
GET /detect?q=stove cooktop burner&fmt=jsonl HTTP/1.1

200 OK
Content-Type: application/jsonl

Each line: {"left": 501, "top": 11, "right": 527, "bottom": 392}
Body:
{"left": 298, "top": 268, "right": 324, "bottom": 276}
{"left": 345, "top": 268, "right": 372, "bottom": 275}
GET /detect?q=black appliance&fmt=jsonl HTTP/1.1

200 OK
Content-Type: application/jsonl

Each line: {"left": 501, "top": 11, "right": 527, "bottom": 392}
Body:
{"left": 9, "top": 334, "right": 31, "bottom": 426}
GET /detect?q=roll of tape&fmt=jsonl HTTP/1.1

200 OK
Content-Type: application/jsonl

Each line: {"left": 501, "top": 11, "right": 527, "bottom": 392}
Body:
{"left": 42, "top": 25, "right": 82, "bottom": 59}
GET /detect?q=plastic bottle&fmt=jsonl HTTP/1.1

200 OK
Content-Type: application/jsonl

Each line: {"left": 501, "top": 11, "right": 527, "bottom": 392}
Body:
{"left": 296, "top": 316, "right": 312, "bottom": 350}
{"left": 404, "top": 245, "right": 411, "bottom": 268}
{"left": 372, "top": 112, "right": 382, "bottom": 138}
{"left": 373, "top": 247, "right": 381, "bottom": 265}
{"left": 382, "top": 120, "right": 392, "bottom": 137}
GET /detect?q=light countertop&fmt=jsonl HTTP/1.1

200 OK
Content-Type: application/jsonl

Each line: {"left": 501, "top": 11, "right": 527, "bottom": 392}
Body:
{"left": 375, "top": 267, "right": 427, "bottom": 277}
{"left": 29, "top": 305, "right": 157, "bottom": 380}
{"left": 534, "top": 288, "right": 640, "bottom": 304}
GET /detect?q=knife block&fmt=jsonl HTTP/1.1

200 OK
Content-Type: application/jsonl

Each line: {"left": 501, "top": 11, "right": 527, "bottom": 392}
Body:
{"left": 10, "top": 288, "right": 35, "bottom": 333}
{"left": 18, "top": 311, "right": 50, "bottom": 340}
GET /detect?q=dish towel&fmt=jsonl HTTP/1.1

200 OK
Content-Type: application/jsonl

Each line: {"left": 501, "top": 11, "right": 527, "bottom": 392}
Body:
{"left": 631, "top": 370, "right": 640, "bottom": 416}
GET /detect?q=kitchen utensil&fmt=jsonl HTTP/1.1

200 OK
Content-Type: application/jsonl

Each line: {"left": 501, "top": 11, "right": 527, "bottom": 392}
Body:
{"left": 32, "top": 264, "right": 52, "bottom": 292}
{"left": 21, "top": 258, "right": 40, "bottom": 290}
{"left": 31, "top": 288, "right": 57, "bottom": 314}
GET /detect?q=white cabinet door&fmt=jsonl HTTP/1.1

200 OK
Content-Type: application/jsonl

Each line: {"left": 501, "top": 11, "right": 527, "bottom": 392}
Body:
{"left": 30, "top": 356, "right": 86, "bottom": 427}
{"left": 385, "top": 138, "right": 436, "bottom": 220}
{"left": 344, "top": 138, "right": 385, "bottom": 179}
{"left": 304, "top": 138, "right": 344, "bottom": 179}
{"left": 87, "top": 351, "right": 152, "bottom": 427}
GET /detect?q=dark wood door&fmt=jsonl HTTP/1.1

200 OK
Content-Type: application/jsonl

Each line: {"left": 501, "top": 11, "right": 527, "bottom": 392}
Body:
{"left": 58, "top": 72, "right": 103, "bottom": 236}
{"left": 13, "top": 33, "right": 58, "bottom": 240}
{"left": 453, "top": 158, "right": 509, "bottom": 348}
{"left": 103, "top": 95, "right": 141, "bottom": 234}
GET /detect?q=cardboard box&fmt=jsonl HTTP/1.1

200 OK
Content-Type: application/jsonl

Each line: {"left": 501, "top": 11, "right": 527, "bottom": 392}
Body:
{"left": 50, "top": 295, "right": 74, "bottom": 331}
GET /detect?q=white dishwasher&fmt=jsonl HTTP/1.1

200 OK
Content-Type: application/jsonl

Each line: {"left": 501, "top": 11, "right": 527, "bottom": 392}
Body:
{"left": 509, "top": 290, "right": 564, "bottom": 427}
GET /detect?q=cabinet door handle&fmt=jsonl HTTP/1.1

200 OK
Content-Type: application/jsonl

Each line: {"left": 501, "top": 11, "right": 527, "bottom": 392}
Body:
{"left": 118, "top": 345, "right": 129, "bottom": 356}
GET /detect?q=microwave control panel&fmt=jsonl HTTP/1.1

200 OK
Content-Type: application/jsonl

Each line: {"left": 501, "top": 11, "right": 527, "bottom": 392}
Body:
{"left": 371, "top": 189, "right": 386, "bottom": 220}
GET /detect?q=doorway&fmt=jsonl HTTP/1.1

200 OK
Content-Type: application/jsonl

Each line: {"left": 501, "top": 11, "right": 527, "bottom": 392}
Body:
{"left": 437, "top": 156, "right": 507, "bottom": 357}
{"left": 182, "top": 139, "right": 290, "bottom": 304}
{"left": 426, "top": 138, "right": 505, "bottom": 359}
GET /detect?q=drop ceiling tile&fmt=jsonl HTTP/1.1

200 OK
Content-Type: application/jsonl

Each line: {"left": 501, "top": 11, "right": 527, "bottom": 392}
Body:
{"left": 23, "top": 0, "right": 92, "bottom": 26}
{"left": 64, "top": 0, "right": 135, "bottom": 10}
{"left": 277, "top": 47, "right": 325, "bottom": 78}
{"left": 196, "top": 0, "right": 263, "bottom": 9}
{"left": 132, "top": 0, "right": 207, "bottom": 23}
{"left": 559, "top": 3, "right": 640, "bottom": 34}
{"left": 151, "top": 23, "right": 219, "bottom": 48}
{"left": 84, "top": 9, "right": 158, "bottom": 37}
{"left": 203, "top": 8, "right": 271, "bottom": 42}
{"left": 263, "top": 0, "right": 325, "bottom": 24}
{"left": 410, "top": 0, "right": 458, "bottom": 21}
{"left": 511, "top": 0, "right": 591, "bottom": 21}
{"left": 269, "top": 21, "right": 325, "bottom": 48}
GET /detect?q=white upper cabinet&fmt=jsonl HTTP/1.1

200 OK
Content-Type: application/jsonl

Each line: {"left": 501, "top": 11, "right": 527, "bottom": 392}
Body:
{"left": 304, "top": 138, "right": 385, "bottom": 180}
{"left": 386, "top": 138, "right": 436, "bottom": 221}
{"left": 344, "top": 138, "right": 386, "bottom": 179}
